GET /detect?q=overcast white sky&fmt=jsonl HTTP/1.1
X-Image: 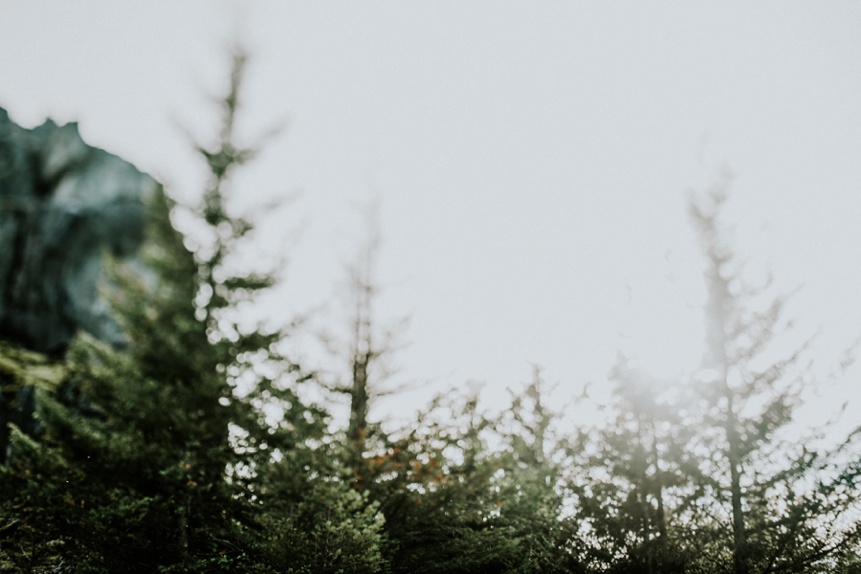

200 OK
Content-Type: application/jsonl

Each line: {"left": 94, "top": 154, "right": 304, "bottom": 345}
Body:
{"left": 2, "top": 1, "right": 860, "bottom": 433}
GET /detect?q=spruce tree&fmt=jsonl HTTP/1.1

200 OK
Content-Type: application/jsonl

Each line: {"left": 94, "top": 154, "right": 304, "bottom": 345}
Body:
{"left": 687, "top": 182, "right": 861, "bottom": 574}
{"left": 494, "top": 368, "right": 583, "bottom": 573}
{"left": 568, "top": 359, "right": 698, "bottom": 574}
{"left": 379, "top": 387, "right": 507, "bottom": 574}
{"left": 315, "top": 196, "right": 409, "bottom": 493}
{"left": 0, "top": 47, "right": 323, "bottom": 572}
{"left": 372, "top": 374, "right": 580, "bottom": 574}
{"left": 1, "top": 184, "right": 239, "bottom": 571}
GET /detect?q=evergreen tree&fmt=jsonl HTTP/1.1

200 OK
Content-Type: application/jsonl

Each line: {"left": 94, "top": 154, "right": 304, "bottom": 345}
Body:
{"left": 371, "top": 373, "right": 580, "bottom": 574}
{"left": 316, "top": 196, "right": 409, "bottom": 491}
{"left": 7, "top": 41, "right": 861, "bottom": 574}
{"left": 1, "top": 185, "right": 250, "bottom": 571}
{"left": 687, "top": 181, "right": 861, "bottom": 574}
{"left": 379, "top": 386, "right": 510, "bottom": 574}
{"left": 0, "top": 47, "right": 326, "bottom": 572}
{"left": 253, "top": 445, "right": 389, "bottom": 574}
{"left": 568, "top": 359, "right": 697, "bottom": 574}
{"left": 493, "top": 368, "right": 583, "bottom": 573}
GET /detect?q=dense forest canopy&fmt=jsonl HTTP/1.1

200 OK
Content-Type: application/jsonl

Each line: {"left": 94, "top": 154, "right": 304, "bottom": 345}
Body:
{"left": 2, "top": 49, "right": 861, "bottom": 574}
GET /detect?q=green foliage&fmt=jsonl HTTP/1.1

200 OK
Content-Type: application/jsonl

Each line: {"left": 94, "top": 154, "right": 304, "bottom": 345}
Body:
{"left": 568, "top": 360, "right": 698, "bottom": 574}
{"left": 566, "top": 183, "right": 861, "bottom": 574}
{"left": 258, "top": 474, "right": 387, "bottom": 574}
{"left": 0, "top": 48, "right": 325, "bottom": 572}
{"left": 361, "top": 375, "right": 580, "bottom": 574}
{"left": 384, "top": 389, "right": 513, "bottom": 573}
{"left": 0, "top": 187, "right": 251, "bottom": 571}
{"left": 687, "top": 184, "right": 861, "bottom": 574}
{"left": 3, "top": 51, "right": 861, "bottom": 574}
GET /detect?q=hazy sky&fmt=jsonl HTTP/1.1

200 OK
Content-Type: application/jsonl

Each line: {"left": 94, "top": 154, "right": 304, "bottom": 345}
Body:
{"left": 2, "top": 2, "right": 860, "bottom": 430}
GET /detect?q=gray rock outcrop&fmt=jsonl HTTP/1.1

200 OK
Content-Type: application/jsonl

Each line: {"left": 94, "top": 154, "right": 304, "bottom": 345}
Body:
{"left": 0, "top": 107, "right": 157, "bottom": 354}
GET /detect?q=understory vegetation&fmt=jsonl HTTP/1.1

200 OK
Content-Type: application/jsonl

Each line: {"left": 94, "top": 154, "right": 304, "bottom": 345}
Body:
{"left": 2, "top": 51, "right": 860, "bottom": 574}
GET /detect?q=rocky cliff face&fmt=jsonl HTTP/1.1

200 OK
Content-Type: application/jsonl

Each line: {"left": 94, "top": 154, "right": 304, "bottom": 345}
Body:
{"left": 1, "top": 107, "right": 157, "bottom": 462}
{"left": 0, "top": 107, "right": 157, "bottom": 354}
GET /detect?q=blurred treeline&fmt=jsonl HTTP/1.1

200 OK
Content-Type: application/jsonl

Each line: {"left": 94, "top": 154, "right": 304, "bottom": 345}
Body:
{"left": 2, "top": 51, "right": 861, "bottom": 574}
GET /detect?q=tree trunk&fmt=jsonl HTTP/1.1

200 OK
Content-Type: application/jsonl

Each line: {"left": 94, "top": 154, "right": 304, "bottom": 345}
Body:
{"left": 349, "top": 355, "right": 369, "bottom": 447}
{"left": 651, "top": 431, "right": 670, "bottom": 569}
{"left": 178, "top": 492, "right": 190, "bottom": 562}
{"left": 725, "top": 389, "right": 748, "bottom": 574}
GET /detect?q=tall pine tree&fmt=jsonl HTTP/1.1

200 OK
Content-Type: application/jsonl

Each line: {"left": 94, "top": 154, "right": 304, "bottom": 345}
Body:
{"left": 0, "top": 46, "right": 326, "bottom": 572}
{"left": 687, "top": 180, "right": 861, "bottom": 574}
